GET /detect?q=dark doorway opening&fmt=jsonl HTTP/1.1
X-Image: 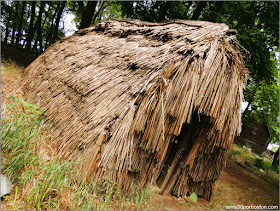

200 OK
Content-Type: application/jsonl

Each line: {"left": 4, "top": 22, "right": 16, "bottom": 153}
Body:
{"left": 155, "top": 111, "right": 211, "bottom": 195}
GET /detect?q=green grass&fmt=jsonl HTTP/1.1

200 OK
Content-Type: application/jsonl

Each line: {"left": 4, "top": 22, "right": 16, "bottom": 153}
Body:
{"left": 254, "top": 158, "right": 272, "bottom": 171}
{"left": 1, "top": 96, "right": 44, "bottom": 181}
{"left": 1, "top": 95, "right": 151, "bottom": 210}
{"left": 229, "top": 143, "right": 278, "bottom": 173}
{"left": 229, "top": 144, "right": 256, "bottom": 163}
{"left": 228, "top": 143, "right": 279, "bottom": 188}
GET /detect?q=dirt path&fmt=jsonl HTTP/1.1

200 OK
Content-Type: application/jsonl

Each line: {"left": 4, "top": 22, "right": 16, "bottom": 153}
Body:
{"left": 148, "top": 161, "right": 279, "bottom": 210}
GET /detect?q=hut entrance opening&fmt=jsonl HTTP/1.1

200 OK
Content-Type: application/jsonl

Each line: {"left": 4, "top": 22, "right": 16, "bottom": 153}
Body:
{"left": 155, "top": 110, "right": 211, "bottom": 196}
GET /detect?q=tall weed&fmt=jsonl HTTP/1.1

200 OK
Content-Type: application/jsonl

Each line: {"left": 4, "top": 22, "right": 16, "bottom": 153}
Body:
{"left": 1, "top": 96, "right": 44, "bottom": 180}
{"left": 1, "top": 96, "right": 151, "bottom": 210}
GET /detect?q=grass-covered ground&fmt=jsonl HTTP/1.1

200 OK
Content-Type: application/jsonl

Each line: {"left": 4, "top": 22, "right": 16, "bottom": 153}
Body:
{"left": 1, "top": 54, "right": 279, "bottom": 210}
{"left": 229, "top": 143, "right": 279, "bottom": 186}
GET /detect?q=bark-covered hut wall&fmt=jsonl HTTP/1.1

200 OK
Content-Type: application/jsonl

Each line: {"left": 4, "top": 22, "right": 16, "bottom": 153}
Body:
{"left": 235, "top": 122, "right": 271, "bottom": 155}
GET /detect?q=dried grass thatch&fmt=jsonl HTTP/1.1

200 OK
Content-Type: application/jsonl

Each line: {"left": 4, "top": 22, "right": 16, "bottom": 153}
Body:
{"left": 22, "top": 19, "right": 249, "bottom": 201}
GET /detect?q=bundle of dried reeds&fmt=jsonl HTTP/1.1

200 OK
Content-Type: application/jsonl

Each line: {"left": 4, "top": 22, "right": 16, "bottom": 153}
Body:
{"left": 22, "top": 19, "right": 249, "bottom": 201}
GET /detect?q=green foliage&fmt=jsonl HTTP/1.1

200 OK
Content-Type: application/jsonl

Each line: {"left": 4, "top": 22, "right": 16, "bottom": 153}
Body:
{"left": 243, "top": 76, "right": 279, "bottom": 143}
{"left": 229, "top": 144, "right": 256, "bottom": 163}
{"left": 29, "top": 159, "right": 75, "bottom": 210}
{"left": 66, "top": 1, "right": 86, "bottom": 28}
{"left": 99, "top": 2, "right": 123, "bottom": 23}
{"left": 11, "top": 95, "right": 43, "bottom": 115}
{"left": 272, "top": 147, "right": 279, "bottom": 153}
{"left": 190, "top": 192, "right": 198, "bottom": 203}
{"left": 70, "top": 180, "right": 97, "bottom": 210}
{"left": 254, "top": 158, "right": 273, "bottom": 172}
{"left": 229, "top": 144, "right": 279, "bottom": 187}
{"left": 254, "top": 158, "right": 265, "bottom": 170}
{"left": 11, "top": 186, "right": 18, "bottom": 211}
{"left": 231, "top": 149, "right": 242, "bottom": 156}
{"left": 1, "top": 1, "right": 66, "bottom": 53}
{"left": 69, "top": 178, "right": 151, "bottom": 210}
{"left": 245, "top": 142, "right": 251, "bottom": 149}
{"left": 120, "top": 1, "right": 192, "bottom": 22}
{"left": 67, "top": 1, "right": 124, "bottom": 29}
{"left": 133, "top": 184, "right": 151, "bottom": 210}
{"left": 1, "top": 96, "right": 44, "bottom": 180}
{"left": 273, "top": 164, "right": 279, "bottom": 174}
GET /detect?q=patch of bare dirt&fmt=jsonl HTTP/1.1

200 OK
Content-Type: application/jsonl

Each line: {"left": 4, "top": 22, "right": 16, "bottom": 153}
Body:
{"left": 148, "top": 161, "right": 279, "bottom": 210}
{"left": 1, "top": 75, "right": 24, "bottom": 100}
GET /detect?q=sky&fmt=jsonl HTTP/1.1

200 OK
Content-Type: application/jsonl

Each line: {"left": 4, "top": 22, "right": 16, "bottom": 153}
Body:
{"left": 61, "top": 11, "right": 78, "bottom": 37}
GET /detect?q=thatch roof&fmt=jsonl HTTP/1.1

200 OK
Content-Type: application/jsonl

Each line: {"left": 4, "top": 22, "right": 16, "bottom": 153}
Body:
{"left": 22, "top": 19, "right": 249, "bottom": 201}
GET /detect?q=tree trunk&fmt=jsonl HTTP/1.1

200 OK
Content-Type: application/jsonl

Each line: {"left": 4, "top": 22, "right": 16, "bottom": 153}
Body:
{"left": 243, "top": 87, "right": 257, "bottom": 118}
{"left": 45, "top": 2, "right": 60, "bottom": 49}
{"left": 207, "top": 1, "right": 224, "bottom": 22}
{"left": 272, "top": 148, "right": 279, "bottom": 167}
{"left": 25, "top": 1, "right": 36, "bottom": 51}
{"left": 11, "top": 1, "right": 19, "bottom": 45}
{"left": 79, "top": 1, "right": 98, "bottom": 29}
{"left": 33, "top": 35, "right": 38, "bottom": 56}
{"left": 4, "top": 27, "right": 9, "bottom": 44}
{"left": 243, "top": 101, "right": 251, "bottom": 117}
{"left": 32, "top": 1, "right": 46, "bottom": 53}
{"left": 42, "top": 4, "right": 51, "bottom": 28}
{"left": 4, "top": 12, "right": 10, "bottom": 44}
{"left": 38, "top": 21, "right": 43, "bottom": 53}
{"left": 52, "top": 1, "right": 66, "bottom": 43}
{"left": 15, "top": 1, "right": 26, "bottom": 47}
{"left": 191, "top": 1, "right": 207, "bottom": 20}
{"left": 92, "top": 1, "right": 107, "bottom": 24}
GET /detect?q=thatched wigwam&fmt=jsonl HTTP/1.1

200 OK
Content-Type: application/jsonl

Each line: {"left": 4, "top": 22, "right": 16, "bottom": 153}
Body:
{"left": 23, "top": 19, "right": 249, "bottom": 201}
